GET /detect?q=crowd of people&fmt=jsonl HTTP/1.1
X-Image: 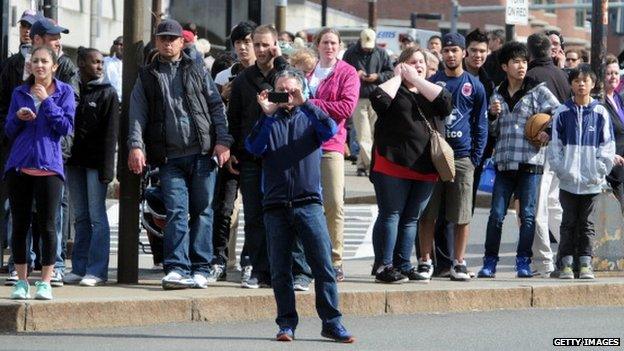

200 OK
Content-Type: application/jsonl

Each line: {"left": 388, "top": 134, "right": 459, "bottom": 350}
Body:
{"left": 1, "top": 9, "right": 624, "bottom": 343}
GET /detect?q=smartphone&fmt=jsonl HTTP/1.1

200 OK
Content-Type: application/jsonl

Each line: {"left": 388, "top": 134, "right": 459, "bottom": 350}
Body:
{"left": 228, "top": 76, "right": 236, "bottom": 82}
{"left": 268, "top": 92, "right": 290, "bottom": 103}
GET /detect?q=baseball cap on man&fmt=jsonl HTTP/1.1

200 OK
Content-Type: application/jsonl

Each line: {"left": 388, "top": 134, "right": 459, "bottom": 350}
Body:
{"left": 29, "top": 18, "right": 69, "bottom": 39}
{"left": 19, "top": 10, "right": 39, "bottom": 26}
{"left": 360, "top": 29, "right": 376, "bottom": 49}
{"left": 155, "top": 19, "right": 183, "bottom": 37}
{"left": 442, "top": 33, "right": 465, "bottom": 49}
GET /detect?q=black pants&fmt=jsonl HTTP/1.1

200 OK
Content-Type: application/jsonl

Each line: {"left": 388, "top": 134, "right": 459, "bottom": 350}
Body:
{"left": 558, "top": 190, "right": 599, "bottom": 258}
{"left": 211, "top": 167, "right": 240, "bottom": 266}
{"left": 8, "top": 171, "right": 63, "bottom": 266}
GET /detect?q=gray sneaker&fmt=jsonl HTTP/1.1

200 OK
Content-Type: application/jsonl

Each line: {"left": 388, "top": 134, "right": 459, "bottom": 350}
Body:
{"left": 293, "top": 277, "right": 310, "bottom": 291}
{"left": 161, "top": 272, "right": 195, "bottom": 290}
{"left": 50, "top": 270, "right": 64, "bottom": 287}
{"left": 579, "top": 264, "right": 595, "bottom": 279}
{"left": 206, "top": 264, "right": 225, "bottom": 283}
{"left": 241, "top": 265, "right": 257, "bottom": 288}
{"left": 559, "top": 265, "right": 574, "bottom": 279}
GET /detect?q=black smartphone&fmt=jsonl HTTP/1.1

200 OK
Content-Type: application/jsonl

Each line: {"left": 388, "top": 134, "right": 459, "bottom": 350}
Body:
{"left": 268, "top": 92, "right": 289, "bottom": 103}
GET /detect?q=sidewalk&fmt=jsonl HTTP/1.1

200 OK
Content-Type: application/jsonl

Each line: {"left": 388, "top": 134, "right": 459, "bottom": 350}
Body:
{"left": 2, "top": 258, "right": 624, "bottom": 333}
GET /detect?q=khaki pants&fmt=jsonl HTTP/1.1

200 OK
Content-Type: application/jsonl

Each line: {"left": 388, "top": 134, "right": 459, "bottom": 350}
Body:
{"left": 321, "top": 151, "right": 345, "bottom": 266}
{"left": 353, "top": 98, "right": 377, "bottom": 170}
{"left": 227, "top": 191, "right": 242, "bottom": 270}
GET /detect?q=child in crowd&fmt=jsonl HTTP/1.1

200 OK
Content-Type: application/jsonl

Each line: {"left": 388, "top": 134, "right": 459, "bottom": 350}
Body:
{"left": 548, "top": 64, "right": 615, "bottom": 280}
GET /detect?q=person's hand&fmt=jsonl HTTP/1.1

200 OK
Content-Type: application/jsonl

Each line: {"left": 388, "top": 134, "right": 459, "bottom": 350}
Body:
{"left": 128, "top": 148, "right": 146, "bottom": 174}
{"left": 554, "top": 49, "right": 566, "bottom": 69}
{"left": 490, "top": 99, "right": 502, "bottom": 116}
{"left": 614, "top": 154, "right": 624, "bottom": 166}
{"left": 16, "top": 107, "right": 36, "bottom": 121}
{"left": 363, "top": 73, "right": 379, "bottom": 83}
{"left": 401, "top": 64, "right": 420, "bottom": 83}
{"left": 537, "top": 131, "right": 550, "bottom": 144}
{"left": 357, "top": 70, "right": 367, "bottom": 81}
{"left": 31, "top": 84, "right": 48, "bottom": 101}
{"left": 270, "top": 42, "right": 282, "bottom": 58}
{"left": 213, "top": 144, "right": 230, "bottom": 167}
{"left": 220, "top": 82, "right": 233, "bottom": 101}
{"left": 257, "top": 89, "right": 279, "bottom": 116}
{"left": 225, "top": 155, "right": 240, "bottom": 175}
{"left": 393, "top": 63, "right": 404, "bottom": 78}
{"left": 290, "top": 87, "right": 306, "bottom": 107}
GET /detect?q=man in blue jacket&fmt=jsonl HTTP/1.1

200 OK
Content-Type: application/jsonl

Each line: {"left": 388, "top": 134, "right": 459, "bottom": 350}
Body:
{"left": 245, "top": 68, "right": 354, "bottom": 343}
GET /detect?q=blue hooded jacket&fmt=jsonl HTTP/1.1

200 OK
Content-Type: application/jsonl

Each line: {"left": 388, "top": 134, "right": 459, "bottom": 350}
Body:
{"left": 4, "top": 78, "right": 75, "bottom": 180}
{"left": 245, "top": 101, "right": 337, "bottom": 209}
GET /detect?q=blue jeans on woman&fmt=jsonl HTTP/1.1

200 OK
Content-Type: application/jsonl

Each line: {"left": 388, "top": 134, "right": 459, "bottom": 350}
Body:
{"left": 371, "top": 171, "right": 435, "bottom": 272}
{"left": 67, "top": 167, "right": 110, "bottom": 280}
{"left": 264, "top": 203, "right": 342, "bottom": 330}
{"left": 484, "top": 170, "right": 540, "bottom": 258}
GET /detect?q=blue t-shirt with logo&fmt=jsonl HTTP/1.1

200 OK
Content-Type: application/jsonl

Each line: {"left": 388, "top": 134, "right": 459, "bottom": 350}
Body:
{"left": 430, "top": 70, "right": 488, "bottom": 166}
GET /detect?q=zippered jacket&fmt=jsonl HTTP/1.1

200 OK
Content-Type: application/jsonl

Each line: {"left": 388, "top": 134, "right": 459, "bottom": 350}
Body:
{"left": 548, "top": 98, "right": 615, "bottom": 194}
{"left": 245, "top": 101, "right": 337, "bottom": 209}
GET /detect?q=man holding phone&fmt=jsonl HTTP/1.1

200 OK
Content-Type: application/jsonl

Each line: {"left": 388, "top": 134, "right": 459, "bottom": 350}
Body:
{"left": 227, "top": 24, "right": 313, "bottom": 289}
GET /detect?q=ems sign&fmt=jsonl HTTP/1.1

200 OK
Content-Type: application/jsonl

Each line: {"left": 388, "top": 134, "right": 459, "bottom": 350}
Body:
{"left": 506, "top": 0, "right": 529, "bottom": 25}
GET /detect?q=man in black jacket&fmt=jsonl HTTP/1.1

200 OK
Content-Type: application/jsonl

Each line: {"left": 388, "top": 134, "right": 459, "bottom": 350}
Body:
{"left": 127, "top": 19, "right": 233, "bottom": 290}
{"left": 342, "top": 29, "right": 394, "bottom": 176}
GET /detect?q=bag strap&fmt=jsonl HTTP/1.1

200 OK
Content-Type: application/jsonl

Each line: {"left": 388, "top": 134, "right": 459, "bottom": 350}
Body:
{"left": 406, "top": 90, "right": 436, "bottom": 135}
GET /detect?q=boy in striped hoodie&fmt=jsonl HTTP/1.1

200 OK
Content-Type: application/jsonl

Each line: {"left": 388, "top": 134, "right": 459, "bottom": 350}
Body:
{"left": 548, "top": 65, "right": 615, "bottom": 279}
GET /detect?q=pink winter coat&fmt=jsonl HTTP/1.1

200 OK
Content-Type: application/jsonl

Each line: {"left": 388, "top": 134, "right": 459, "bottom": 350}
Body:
{"left": 308, "top": 60, "right": 360, "bottom": 153}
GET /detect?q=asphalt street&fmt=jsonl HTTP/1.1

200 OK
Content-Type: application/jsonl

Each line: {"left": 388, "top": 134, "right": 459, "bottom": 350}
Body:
{"left": 1, "top": 307, "right": 621, "bottom": 351}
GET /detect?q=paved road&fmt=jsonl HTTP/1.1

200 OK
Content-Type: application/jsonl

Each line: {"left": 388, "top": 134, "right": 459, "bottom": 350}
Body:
{"left": 1, "top": 307, "right": 621, "bottom": 351}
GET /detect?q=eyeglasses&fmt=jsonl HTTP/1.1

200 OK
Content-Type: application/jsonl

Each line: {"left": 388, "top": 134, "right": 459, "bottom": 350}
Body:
{"left": 566, "top": 57, "right": 579, "bottom": 62}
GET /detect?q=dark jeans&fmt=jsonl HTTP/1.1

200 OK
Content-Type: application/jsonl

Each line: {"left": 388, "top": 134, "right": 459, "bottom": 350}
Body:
{"left": 371, "top": 171, "right": 434, "bottom": 271}
{"left": 8, "top": 172, "right": 63, "bottom": 266}
{"left": 159, "top": 154, "right": 217, "bottom": 276}
{"left": 264, "top": 203, "right": 342, "bottom": 330}
{"left": 239, "top": 160, "right": 312, "bottom": 281}
{"left": 558, "top": 190, "right": 599, "bottom": 257}
{"left": 485, "top": 170, "right": 540, "bottom": 258}
{"left": 211, "top": 167, "right": 240, "bottom": 266}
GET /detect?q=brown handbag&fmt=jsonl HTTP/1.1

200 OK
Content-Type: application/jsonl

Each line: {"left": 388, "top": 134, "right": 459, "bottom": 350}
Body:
{"left": 416, "top": 104, "right": 455, "bottom": 182}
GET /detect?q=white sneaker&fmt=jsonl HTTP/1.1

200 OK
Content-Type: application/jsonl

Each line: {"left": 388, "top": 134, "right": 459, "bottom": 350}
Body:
{"left": 50, "top": 270, "right": 64, "bottom": 287}
{"left": 450, "top": 260, "right": 471, "bottom": 281}
{"left": 161, "top": 272, "right": 195, "bottom": 290}
{"left": 5, "top": 270, "right": 18, "bottom": 286}
{"left": 79, "top": 274, "right": 105, "bottom": 287}
{"left": 413, "top": 260, "right": 434, "bottom": 281}
{"left": 63, "top": 272, "right": 84, "bottom": 285}
{"left": 192, "top": 273, "right": 209, "bottom": 289}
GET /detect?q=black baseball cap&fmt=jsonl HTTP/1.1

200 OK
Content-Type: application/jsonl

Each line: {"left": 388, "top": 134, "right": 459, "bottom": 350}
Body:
{"left": 29, "top": 18, "right": 69, "bottom": 39}
{"left": 155, "top": 19, "right": 183, "bottom": 37}
{"left": 442, "top": 33, "right": 465, "bottom": 49}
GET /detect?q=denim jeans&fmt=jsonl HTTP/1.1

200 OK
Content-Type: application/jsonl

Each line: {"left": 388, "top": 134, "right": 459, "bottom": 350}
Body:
{"left": 67, "top": 166, "right": 110, "bottom": 280}
{"left": 53, "top": 185, "right": 69, "bottom": 274}
{"left": 484, "top": 170, "right": 541, "bottom": 258}
{"left": 238, "top": 160, "right": 311, "bottom": 281}
{"left": 160, "top": 154, "right": 217, "bottom": 276}
{"left": 371, "top": 171, "right": 435, "bottom": 271}
{"left": 264, "top": 203, "right": 342, "bottom": 330}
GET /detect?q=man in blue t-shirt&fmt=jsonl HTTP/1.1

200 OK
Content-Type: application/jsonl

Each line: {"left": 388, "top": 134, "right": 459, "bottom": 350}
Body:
{"left": 416, "top": 33, "right": 488, "bottom": 282}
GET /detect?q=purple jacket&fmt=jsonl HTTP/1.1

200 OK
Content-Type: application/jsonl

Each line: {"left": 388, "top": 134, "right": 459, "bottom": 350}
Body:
{"left": 4, "top": 79, "right": 75, "bottom": 180}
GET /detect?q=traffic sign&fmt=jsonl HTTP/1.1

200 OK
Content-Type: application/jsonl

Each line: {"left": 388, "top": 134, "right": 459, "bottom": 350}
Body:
{"left": 506, "top": 0, "right": 529, "bottom": 25}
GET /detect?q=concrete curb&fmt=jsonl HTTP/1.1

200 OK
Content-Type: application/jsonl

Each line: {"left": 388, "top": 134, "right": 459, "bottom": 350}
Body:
{"left": 3, "top": 282, "right": 624, "bottom": 333}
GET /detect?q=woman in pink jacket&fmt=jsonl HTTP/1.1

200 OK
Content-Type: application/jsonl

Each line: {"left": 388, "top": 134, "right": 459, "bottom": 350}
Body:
{"left": 308, "top": 28, "right": 360, "bottom": 281}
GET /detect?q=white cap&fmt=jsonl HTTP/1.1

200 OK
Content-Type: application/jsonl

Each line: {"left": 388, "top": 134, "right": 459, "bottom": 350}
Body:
{"left": 360, "top": 28, "right": 376, "bottom": 49}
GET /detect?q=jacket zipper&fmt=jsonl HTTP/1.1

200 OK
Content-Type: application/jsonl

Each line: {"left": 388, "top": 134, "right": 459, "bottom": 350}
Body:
{"left": 577, "top": 105, "right": 583, "bottom": 193}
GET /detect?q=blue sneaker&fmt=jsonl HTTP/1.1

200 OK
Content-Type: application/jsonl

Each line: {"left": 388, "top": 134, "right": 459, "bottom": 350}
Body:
{"left": 321, "top": 324, "right": 355, "bottom": 343}
{"left": 477, "top": 256, "right": 498, "bottom": 278}
{"left": 276, "top": 326, "right": 294, "bottom": 341}
{"left": 34, "top": 281, "right": 53, "bottom": 300}
{"left": 516, "top": 257, "right": 533, "bottom": 278}
{"left": 10, "top": 280, "right": 30, "bottom": 300}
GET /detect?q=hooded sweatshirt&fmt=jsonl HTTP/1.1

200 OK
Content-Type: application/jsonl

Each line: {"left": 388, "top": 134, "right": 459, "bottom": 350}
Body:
{"left": 548, "top": 98, "right": 615, "bottom": 194}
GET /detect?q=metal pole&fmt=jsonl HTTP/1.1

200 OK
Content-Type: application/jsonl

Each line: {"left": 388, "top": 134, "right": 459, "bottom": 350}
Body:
{"left": 89, "top": 0, "right": 98, "bottom": 47}
{"left": 275, "top": 0, "right": 287, "bottom": 33}
{"left": 151, "top": 0, "right": 162, "bottom": 43}
{"left": 118, "top": 0, "right": 147, "bottom": 285}
{"left": 248, "top": 0, "right": 261, "bottom": 25}
{"left": 321, "top": 0, "right": 328, "bottom": 27}
{"left": 505, "top": 24, "right": 515, "bottom": 42}
{"left": 43, "top": 0, "right": 57, "bottom": 20}
{"left": 368, "top": 0, "right": 377, "bottom": 29}
{"left": 451, "top": 1, "right": 458, "bottom": 34}
{"left": 591, "top": 0, "right": 608, "bottom": 98}
{"left": 226, "top": 0, "right": 233, "bottom": 37}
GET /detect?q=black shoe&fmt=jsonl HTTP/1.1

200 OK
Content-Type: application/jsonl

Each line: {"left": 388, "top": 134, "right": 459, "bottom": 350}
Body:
{"left": 375, "top": 266, "right": 408, "bottom": 284}
{"left": 371, "top": 262, "right": 381, "bottom": 276}
{"left": 400, "top": 267, "right": 419, "bottom": 280}
{"left": 356, "top": 169, "right": 368, "bottom": 177}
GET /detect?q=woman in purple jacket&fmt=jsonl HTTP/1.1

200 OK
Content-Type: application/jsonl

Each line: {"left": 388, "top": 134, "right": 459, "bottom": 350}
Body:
{"left": 307, "top": 28, "right": 360, "bottom": 281}
{"left": 5, "top": 46, "right": 75, "bottom": 300}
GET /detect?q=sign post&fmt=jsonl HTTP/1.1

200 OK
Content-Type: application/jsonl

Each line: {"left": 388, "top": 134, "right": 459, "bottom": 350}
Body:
{"left": 505, "top": 0, "right": 528, "bottom": 41}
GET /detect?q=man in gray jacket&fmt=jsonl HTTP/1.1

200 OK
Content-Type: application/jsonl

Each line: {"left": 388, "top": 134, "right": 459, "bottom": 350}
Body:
{"left": 127, "top": 19, "right": 233, "bottom": 290}
{"left": 342, "top": 28, "right": 394, "bottom": 176}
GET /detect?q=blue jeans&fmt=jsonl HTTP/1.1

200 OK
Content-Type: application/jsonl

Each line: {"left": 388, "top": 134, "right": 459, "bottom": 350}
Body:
{"left": 54, "top": 185, "right": 69, "bottom": 274}
{"left": 67, "top": 167, "right": 110, "bottom": 280}
{"left": 264, "top": 203, "right": 342, "bottom": 330}
{"left": 160, "top": 154, "right": 217, "bottom": 276}
{"left": 371, "top": 171, "right": 435, "bottom": 271}
{"left": 484, "top": 170, "right": 540, "bottom": 258}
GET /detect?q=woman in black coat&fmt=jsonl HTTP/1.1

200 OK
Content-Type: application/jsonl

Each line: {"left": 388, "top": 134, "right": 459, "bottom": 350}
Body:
{"left": 602, "top": 54, "right": 624, "bottom": 214}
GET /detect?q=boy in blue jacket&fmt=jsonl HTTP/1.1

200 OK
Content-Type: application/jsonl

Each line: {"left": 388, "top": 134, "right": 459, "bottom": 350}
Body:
{"left": 245, "top": 68, "right": 354, "bottom": 343}
{"left": 548, "top": 65, "right": 615, "bottom": 279}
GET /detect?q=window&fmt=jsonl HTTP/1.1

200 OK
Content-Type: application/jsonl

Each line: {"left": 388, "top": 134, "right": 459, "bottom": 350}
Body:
{"left": 546, "top": 0, "right": 555, "bottom": 14}
{"left": 533, "top": 0, "right": 543, "bottom": 4}
{"left": 575, "top": 0, "right": 586, "bottom": 27}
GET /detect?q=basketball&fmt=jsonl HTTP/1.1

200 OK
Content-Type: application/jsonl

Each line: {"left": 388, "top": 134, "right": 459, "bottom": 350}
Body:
{"left": 524, "top": 113, "right": 551, "bottom": 147}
